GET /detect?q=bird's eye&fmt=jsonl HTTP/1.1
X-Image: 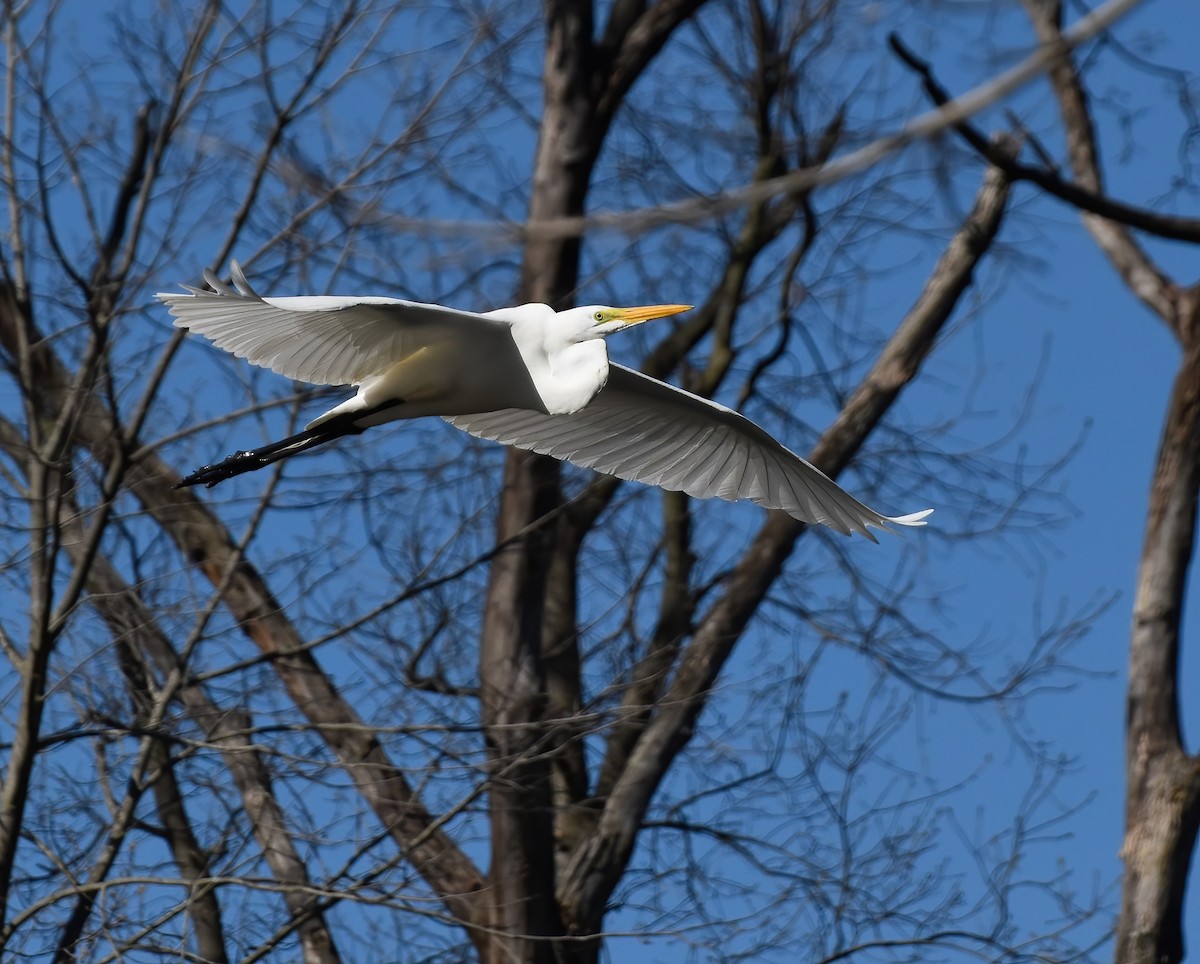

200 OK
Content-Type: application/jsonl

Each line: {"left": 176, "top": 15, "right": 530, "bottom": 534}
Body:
{"left": 593, "top": 311, "right": 605, "bottom": 322}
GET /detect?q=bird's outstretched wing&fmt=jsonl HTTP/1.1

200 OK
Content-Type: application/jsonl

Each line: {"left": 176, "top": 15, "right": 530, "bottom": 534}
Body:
{"left": 447, "top": 365, "right": 932, "bottom": 539}
{"left": 158, "top": 261, "right": 501, "bottom": 387}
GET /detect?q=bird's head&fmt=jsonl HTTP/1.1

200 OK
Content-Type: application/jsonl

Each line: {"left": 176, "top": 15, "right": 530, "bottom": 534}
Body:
{"left": 564, "top": 303, "right": 693, "bottom": 340}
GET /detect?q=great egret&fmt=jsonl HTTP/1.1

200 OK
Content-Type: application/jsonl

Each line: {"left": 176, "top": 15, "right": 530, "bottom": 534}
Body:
{"left": 159, "top": 262, "right": 931, "bottom": 539}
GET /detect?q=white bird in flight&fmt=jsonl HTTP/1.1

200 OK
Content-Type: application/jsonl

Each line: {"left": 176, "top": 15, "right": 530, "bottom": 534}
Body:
{"left": 159, "top": 263, "right": 931, "bottom": 539}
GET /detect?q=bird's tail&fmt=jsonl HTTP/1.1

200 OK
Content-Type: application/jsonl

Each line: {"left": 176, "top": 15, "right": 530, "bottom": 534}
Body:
{"left": 177, "top": 415, "right": 366, "bottom": 488}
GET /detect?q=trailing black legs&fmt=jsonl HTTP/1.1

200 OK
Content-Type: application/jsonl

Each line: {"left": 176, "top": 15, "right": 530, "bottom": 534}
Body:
{"left": 177, "top": 402, "right": 403, "bottom": 488}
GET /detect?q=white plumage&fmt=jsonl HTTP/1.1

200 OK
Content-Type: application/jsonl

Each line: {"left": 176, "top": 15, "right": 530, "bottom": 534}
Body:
{"left": 159, "top": 262, "right": 932, "bottom": 539}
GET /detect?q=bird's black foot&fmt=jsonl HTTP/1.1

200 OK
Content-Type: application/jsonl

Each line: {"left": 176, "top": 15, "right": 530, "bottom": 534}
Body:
{"left": 177, "top": 449, "right": 275, "bottom": 488}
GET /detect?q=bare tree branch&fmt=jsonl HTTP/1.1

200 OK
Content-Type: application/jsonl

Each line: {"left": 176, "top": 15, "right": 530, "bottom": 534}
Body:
{"left": 559, "top": 152, "right": 1016, "bottom": 931}
{"left": 365, "top": 0, "right": 1144, "bottom": 247}
{"left": 113, "top": 646, "right": 230, "bottom": 964}
{"left": 1021, "top": 0, "right": 1182, "bottom": 323}
{"left": 888, "top": 32, "right": 1200, "bottom": 245}
{"left": 595, "top": 0, "right": 708, "bottom": 125}
{"left": 0, "top": 307, "right": 490, "bottom": 948}
{"left": 0, "top": 410, "right": 344, "bottom": 963}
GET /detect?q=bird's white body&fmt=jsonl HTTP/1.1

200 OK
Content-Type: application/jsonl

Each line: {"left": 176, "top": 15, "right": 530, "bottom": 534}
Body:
{"left": 159, "top": 263, "right": 932, "bottom": 539}
{"left": 313, "top": 310, "right": 545, "bottom": 427}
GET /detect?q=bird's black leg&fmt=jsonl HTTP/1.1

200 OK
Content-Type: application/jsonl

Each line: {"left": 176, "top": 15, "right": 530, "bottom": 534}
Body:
{"left": 177, "top": 402, "right": 401, "bottom": 488}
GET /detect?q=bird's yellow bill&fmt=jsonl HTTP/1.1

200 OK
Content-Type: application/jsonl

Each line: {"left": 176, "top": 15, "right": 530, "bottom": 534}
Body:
{"left": 617, "top": 304, "right": 692, "bottom": 326}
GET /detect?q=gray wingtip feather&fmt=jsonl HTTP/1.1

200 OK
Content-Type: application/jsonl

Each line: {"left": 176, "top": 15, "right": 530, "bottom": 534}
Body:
{"left": 159, "top": 261, "right": 267, "bottom": 329}
{"left": 201, "top": 266, "right": 232, "bottom": 296}
{"left": 229, "top": 259, "right": 262, "bottom": 299}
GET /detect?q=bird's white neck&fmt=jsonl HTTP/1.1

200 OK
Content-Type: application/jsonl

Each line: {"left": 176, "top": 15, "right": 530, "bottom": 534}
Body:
{"left": 508, "top": 317, "right": 609, "bottom": 415}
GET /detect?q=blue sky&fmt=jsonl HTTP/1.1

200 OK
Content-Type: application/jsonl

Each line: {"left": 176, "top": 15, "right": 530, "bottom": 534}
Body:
{"left": 6, "top": 0, "right": 1199, "bottom": 959}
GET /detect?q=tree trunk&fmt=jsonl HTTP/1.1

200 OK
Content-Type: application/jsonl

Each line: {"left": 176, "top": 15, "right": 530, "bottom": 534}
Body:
{"left": 477, "top": 3, "right": 598, "bottom": 958}
{"left": 1117, "top": 336, "right": 1200, "bottom": 963}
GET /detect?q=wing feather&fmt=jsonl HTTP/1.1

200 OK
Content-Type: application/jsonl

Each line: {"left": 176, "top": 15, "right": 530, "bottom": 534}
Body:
{"left": 447, "top": 365, "right": 932, "bottom": 538}
{"left": 158, "top": 260, "right": 503, "bottom": 386}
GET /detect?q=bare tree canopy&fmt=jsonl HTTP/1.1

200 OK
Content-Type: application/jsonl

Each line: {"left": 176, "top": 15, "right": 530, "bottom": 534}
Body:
{"left": 0, "top": 0, "right": 1196, "bottom": 962}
